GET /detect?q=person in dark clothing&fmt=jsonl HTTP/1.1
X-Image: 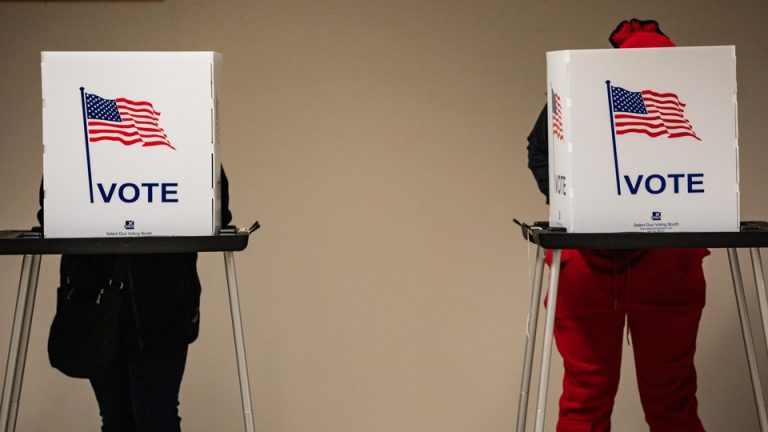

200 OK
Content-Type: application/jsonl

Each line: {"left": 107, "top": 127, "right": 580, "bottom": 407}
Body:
{"left": 526, "top": 20, "right": 708, "bottom": 432}
{"left": 39, "top": 169, "right": 232, "bottom": 432}
{"left": 527, "top": 106, "right": 550, "bottom": 201}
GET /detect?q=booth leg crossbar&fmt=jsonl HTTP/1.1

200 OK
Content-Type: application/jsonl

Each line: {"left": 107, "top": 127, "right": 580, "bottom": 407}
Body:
{"left": 0, "top": 253, "right": 255, "bottom": 432}
{"left": 516, "top": 247, "right": 768, "bottom": 432}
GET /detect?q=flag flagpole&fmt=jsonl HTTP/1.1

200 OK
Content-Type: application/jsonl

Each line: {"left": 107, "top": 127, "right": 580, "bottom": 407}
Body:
{"left": 79, "top": 87, "right": 95, "bottom": 203}
{"left": 606, "top": 80, "right": 622, "bottom": 195}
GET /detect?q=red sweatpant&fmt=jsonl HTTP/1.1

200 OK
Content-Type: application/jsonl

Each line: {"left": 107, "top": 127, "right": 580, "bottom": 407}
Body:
{"left": 549, "top": 248, "right": 709, "bottom": 432}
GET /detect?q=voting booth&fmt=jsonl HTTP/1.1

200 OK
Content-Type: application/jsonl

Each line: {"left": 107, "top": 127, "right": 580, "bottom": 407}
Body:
{"left": 512, "top": 46, "right": 768, "bottom": 432}
{"left": 1, "top": 52, "right": 257, "bottom": 432}
{"left": 546, "top": 46, "right": 738, "bottom": 233}
{"left": 41, "top": 52, "right": 222, "bottom": 238}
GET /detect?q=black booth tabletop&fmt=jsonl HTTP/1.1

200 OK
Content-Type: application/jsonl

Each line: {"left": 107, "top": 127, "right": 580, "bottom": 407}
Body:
{"left": 0, "top": 222, "right": 259, "bottom": 255}
{"left": 518, "top": 221, "right": 768, "bottom": 250}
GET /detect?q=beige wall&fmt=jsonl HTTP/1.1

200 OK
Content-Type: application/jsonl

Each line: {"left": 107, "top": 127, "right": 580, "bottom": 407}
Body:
{"left": 1, "top": 1, "right": 768, "bottom": 431}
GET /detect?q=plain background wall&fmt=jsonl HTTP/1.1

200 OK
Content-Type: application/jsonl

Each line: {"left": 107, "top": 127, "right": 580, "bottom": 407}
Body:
{"left": 1, "top": 1, "right": 768, "bottom": 431}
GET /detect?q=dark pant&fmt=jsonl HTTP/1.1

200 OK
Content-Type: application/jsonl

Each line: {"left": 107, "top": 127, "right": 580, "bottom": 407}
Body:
{"left": 89, "top": 345, "right": 189, "bottom": 432}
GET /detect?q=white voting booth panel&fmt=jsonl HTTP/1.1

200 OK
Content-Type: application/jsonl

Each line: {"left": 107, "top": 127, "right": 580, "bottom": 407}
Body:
{"left": 547, "top": 46, "right": 738, "bottom": 233}
{"left": 41, "top": 52, "right": 222, "bottom": 238}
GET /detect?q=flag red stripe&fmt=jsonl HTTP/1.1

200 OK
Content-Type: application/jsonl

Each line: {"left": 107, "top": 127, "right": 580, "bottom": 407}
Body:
{"left": 120, "top": 109, "right": 157, "bottom": 118}
{"left": 641, "top": 89, "right": 679, "bottom": 98}
{"left": 88, "top": 120, "right": 133, "bottom": 129}
{"left": 89, "top": 128, "right": 140, "bottom": 138}
{"left": 616, "top": 129, "right": 668, "bottom": 138}
{"left": 124, "top": 119, "right": 161, "bottom": 129}
{"left": 89, "top": 136, "right": 143, "bottom": 145}
{"left": 115, "top": 98, "right": 155, "bottom": 107}
{"left": 642, "top": 89, "right": 686, "bottom": 101}
{"left": 89, "top": 133, "right": 174, "bottom": 148}
{"left": 615, "top": 113, "right": 656, "bottom": 120}
{"left": 89, "top": 121, "right": 167, "bottom": 135}
{"left": 119, "top": 112, "right": 158, "bottom": 122}
{"left": 116, "top": 98, "right": 161, "bottom": 115}
{"left": 652, "top": 109, "right": 687, "bottom": 117}
{"left": 615, "top": 121, "right": 665, "bottom": 128}
{"left": 668, "top": 131, "right": 701, "bottom": 140}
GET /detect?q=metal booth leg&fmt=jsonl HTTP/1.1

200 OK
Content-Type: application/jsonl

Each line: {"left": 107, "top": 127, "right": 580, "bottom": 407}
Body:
{"left": 749, "top": 248, "right": 768, "bottom": 355}
{"left": 516, "top": 246, "right": 546, "bottom": 432}
{"left": 534, "top": 249, "right": 561, "bottom": 432}
{"left": 223, "top": 251, "right": 256, "bottom": 432}
{"left": 727, "top": 248, "right": 768, "bottom": 431}
{"left": 1, "top": 254, "right": 42, "bottom": 432}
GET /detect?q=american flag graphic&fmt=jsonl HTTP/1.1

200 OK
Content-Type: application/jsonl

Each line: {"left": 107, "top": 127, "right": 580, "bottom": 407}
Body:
{"left": 551, "top": 90, "right": 564, "bottom": 141}
{"left": 84, "top": 92, "right": 175, "bottom": 150}
{"left": 609, "top": 85, "right": 700, "bottom": 140}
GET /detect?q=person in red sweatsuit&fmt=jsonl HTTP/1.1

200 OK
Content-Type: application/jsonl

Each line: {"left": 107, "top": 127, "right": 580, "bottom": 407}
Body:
{"left": 526, "top": 19, "right": 710, "bottom": 432}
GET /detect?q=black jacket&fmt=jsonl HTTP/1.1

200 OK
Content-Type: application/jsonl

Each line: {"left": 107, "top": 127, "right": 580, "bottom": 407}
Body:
{"left": 526, "top": 105, "right": 549, "bottom": 202}
{"left": 39, "top": 169, "right": 232, "bottom": 358}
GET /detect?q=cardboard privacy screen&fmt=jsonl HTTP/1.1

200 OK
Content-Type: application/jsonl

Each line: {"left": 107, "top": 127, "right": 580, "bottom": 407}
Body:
{"left": 547, "top": 46, "right": 739, "bottom": 233}
{"left": 42, "top": 52, "right": 222, "bottom": 238}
